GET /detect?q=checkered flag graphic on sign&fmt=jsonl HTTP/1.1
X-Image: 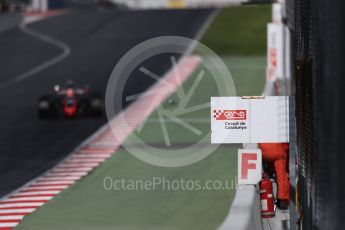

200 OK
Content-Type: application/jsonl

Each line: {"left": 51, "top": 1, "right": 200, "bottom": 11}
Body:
{"left": 213, "top": 110, "right": 224, "bottom": 119}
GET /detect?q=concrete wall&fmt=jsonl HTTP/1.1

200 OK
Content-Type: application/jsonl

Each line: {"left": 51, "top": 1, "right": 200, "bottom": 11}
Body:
{"left": 218, "top": 185, "right": 263, "bottom": 230}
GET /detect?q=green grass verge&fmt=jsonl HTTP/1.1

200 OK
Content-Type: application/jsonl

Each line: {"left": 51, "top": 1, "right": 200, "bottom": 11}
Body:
{"left": 202, "top": 5, "right": 271, "bottom": 55}
{"left": 16, "top": 147, "right": 238, "bottom": 230}
{"left": 16, "top": 56, "right": 265, "bottom": 230}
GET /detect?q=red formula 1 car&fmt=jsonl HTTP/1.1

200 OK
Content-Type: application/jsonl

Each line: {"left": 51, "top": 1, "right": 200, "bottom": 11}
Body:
{"left": 37, "top": 81, "right": 104, "bottom": 119}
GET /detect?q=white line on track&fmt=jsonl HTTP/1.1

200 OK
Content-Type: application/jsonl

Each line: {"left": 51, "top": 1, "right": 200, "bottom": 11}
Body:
{"left": 76, "top": 151, "right": 114, "bottom": 155}
{"left": 54, "top": 166, "right": 94, "bottom": 170}
{"left": 0, "top": 20, "right": 71, "bottom": 90}
{"left": 51, "top": 170, "right": 92, "bottom": 174}
{"left": 79, "top": 149, "right": 116, "bottom": 152}
{"left": 23, "top": 184, "right": 68, "bottom": 191}
{"left": 34, "top": 180, "right": 76, "bottom": 185}
{"left": 78, "top": 148, "right": 115, "bottom": 152}
{"left": 51, "top": 169, "right": 91, "bottom": 173}
{"left": 10, "top": 195, "right": 55, "bottom": 199}
{"left": 59, "top": 163, "right": 100, "bottom": 167}
{"left": 40, "top": 176, "right": 81, "bottom": 181}
{"left": 2, "top": 197, "right": 52, "bottom": 202}
{"left": 71, "top": 154, "right": 111, "bottom": 158}
{"left": 0, "top": 203, "right": 44, "bottom": 208}
{"left": 64, "top": 159, "right": 105, "bottom": 163}
{"left": 45, "top": 172, "right": 88, "bottom": 177}
{"left": 32, "top": 181, "right": 75, "bottom": 185}
{"left": 89, "top": 141, "right": 117, "bottom": 145}
{"left": 0, "top": 215, "right": 24, "bottom": 220}
{"left": 11, "top": 191, "right": 61, "bottom": 196}
{"left": 22, "top": 185, "right": 69, "bottom": 190}
{"left": 53, "top": 168, "right": 94, "bottom": 171}
{"left": 0, "top": 209, "right": 35, "bottom": 214}
{"left": 0, "top": 222, "right": 19, "bottom": 228}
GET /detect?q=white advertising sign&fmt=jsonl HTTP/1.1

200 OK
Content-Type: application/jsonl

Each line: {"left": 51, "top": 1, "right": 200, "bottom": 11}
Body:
{"left": 211, "top": 96, "right": 289, "bottom": 143}
{"left": 238, "top": 149, "right": 262, "bottom": 185}
{"left": 267, "top": 23, "right": 284, "bottom": 81}
{"left": 272, "top": 3, "right": 284, "bottom": 23}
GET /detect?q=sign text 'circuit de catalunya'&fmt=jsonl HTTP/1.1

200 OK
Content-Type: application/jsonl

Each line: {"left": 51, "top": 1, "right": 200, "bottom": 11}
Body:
{"left": 211, "top": 96, "right": 290, "bottom": 144}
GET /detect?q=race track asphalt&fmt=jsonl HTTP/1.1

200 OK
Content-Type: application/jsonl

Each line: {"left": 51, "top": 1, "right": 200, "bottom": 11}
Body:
{"left": 0, "top": 8, "right": 213, "bottom": 197}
